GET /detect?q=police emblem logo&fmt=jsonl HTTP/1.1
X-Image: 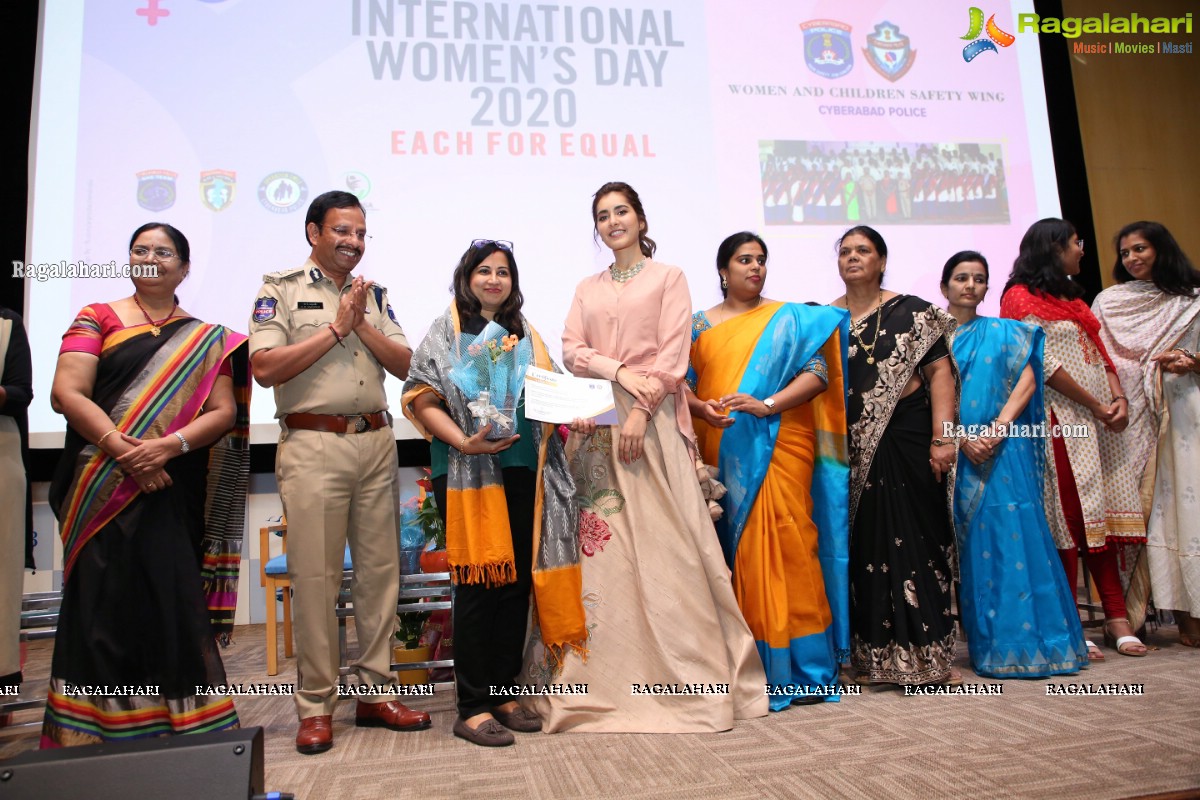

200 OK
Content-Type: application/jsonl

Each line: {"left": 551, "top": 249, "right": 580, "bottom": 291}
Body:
{"left": 259, "top": 172, "right": 309, "bottom": 214}
{"left": 136, "top": 169, "right": 178, "bottom": 211}
{"left": 253, "top": 296, "right": 277, "bottom": 322}
{"left": 200, "top": 169, "right": 237, "bottom": 212}
{"left": 387, "top": 304, "right": 397, "bottom": 324}
{"left": 863, "top": 21, "right": 916, "bottom": 82}
{"left": 800, "top": 19, "right": 854, "bottom": 79}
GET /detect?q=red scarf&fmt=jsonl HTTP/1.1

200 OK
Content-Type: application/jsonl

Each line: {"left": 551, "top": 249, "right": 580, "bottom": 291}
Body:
{"left": 1000, "top": 285, "right": 1115, "bottom": 371}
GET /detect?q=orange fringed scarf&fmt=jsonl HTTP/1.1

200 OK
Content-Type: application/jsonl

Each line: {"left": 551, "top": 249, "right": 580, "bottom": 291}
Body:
{"left": 402, "top": 306, "right": 587, "bottom": 661}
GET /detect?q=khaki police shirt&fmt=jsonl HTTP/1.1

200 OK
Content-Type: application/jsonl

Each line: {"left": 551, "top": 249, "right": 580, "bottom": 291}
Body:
{"left": 247, "top": 258, "right": 410, "bottom": 417}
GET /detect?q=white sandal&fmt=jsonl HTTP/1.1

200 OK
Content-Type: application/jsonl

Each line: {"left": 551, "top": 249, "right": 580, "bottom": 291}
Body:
{"left": 1104, "top": 619, "right": 1147, "bottom": 657}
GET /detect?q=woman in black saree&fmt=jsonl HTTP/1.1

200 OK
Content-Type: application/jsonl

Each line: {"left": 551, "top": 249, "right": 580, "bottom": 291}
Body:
{"left": 831, "top": 226, "right": 960, "bottom": 686}
{"left": 43, "top": 223, "right": 250, "bottom": 746}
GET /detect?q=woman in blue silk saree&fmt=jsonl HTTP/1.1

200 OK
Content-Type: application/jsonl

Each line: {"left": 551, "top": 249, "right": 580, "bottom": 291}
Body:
{"left": 942, "top": 251, "right": 1087, "bottom": 677}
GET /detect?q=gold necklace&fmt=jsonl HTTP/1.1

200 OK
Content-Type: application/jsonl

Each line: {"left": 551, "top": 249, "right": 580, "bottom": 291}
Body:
{"left": 717, "top": 294, "right": 763, "bottom": 325}
{"left": 851, "top": 290, "right": 884, "bottom": 365}
{"left": 133, "top": 294, "right": 178, "bottom": 337}
{"left": 610, "top": 259, "right": 646, "bottom": 283}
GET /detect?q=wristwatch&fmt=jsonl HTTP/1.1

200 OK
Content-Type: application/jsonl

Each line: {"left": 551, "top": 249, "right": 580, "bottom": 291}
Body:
{"left": 763, "top": 397, "right": 777, "bottom": 413}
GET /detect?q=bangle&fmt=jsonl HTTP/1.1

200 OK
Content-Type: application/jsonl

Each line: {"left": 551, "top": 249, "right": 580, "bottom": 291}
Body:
{"left": 328, "top": 324, "right": 344, "bottom": 345}
{"left": 97, "top": 428, "right": 120, "bottom": 447}
{"left": 1112, "top": 395, "right": 1127, "bottom": 403}
{"left": 457, "top": 435, "right": 469, "bottom": 454}
{"left": 931, "top": 438, "right": 955, "bottom": 448}
{"left": 633, "top": 406, "right": 652, "bottom": 420}
{"left": 174, "top": 431, "right": 190, "bottom": 453}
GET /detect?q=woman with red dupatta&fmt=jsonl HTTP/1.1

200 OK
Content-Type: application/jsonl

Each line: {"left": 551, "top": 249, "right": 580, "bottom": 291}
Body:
{"left": 43, "top": 223, "right": 250, "bottom": 746}
{"left": 1000, "top": 218, "right": 1146, "bottom": 659}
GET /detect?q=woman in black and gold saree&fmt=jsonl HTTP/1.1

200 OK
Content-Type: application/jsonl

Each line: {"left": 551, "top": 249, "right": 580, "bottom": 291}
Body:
{"left": 832, "top": 226, "right": 960, "bottom": 686}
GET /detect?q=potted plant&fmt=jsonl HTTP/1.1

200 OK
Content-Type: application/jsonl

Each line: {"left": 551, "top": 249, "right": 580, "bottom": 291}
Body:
{"left": 392, "top": 609, "right": 433, "bottom": 685}
{"left": 416, "top": 473, "right": 449, "bottom": 574}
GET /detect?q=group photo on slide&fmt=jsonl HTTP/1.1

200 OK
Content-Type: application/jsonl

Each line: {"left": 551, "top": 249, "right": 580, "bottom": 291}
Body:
{"left": 3, "top": 1, "right": 1198, "bottom": 799}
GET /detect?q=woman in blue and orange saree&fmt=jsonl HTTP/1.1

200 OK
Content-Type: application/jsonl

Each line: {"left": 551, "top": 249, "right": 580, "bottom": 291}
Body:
{"left": 942, "top": 251, "right": 1087, "bottom": 678}
{"left": 42, "top": 224, "right": 250, "bottom": 747}
{"left": 687, "top": 232, "right": 851, "bottom": 709}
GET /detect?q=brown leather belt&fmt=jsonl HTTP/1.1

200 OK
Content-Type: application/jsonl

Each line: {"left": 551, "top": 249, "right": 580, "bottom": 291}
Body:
{"left": 283, "top": 411, "right": 389, "bottom": 434}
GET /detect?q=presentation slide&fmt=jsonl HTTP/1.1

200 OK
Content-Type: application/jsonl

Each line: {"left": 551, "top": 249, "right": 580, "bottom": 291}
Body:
{"left": 24, "top": 0, "right": 1059, "bottom": 437}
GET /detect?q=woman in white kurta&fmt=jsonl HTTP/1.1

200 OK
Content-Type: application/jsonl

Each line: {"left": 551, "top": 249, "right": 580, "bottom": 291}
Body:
{"left": 1093, "top": 221, "right": 1200, "bottom": 647}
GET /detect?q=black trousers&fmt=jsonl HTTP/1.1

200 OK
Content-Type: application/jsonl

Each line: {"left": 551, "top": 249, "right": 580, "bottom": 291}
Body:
{"left": 433, "top": 467, "right": 535, "bottom": 718}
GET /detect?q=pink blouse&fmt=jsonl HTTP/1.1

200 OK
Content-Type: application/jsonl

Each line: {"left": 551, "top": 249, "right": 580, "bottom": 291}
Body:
{"left": 562, "top": 260, "right": 696, "bottom": 440}
{"left": 60, "top": 303, "right": 233, "bottom": 376}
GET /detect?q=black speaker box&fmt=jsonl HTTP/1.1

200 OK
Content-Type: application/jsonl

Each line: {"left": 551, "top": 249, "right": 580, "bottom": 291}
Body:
{"left": 0, "top": 726, "right": 264, "bottom": 799}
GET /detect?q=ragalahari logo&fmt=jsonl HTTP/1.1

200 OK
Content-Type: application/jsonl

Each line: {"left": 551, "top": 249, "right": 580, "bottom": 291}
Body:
{"left": 961, "top": 7, "right": 1015, "bottom": 61}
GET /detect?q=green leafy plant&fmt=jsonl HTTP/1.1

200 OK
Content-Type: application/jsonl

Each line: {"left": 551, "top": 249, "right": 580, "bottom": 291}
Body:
{"left": 395, "top": 609, "right": 432, "bottom": 650}
{"left": 417, "top": 495, "right": 446, "bottom": 550}
{"left": 415, "top": 472, "right": 446, "bottom": 550}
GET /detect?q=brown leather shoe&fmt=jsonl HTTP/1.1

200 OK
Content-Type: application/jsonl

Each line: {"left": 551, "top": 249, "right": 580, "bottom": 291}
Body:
{"left": 355, "top": 700, "right": 431, "bottom": 731}
{"left": 491, "top": 705, "right": 542, "bottom": 733}
{"left": 453, "top": 716, "right": 515, "bottom": 747}
{"left": 295, "top": 715, "right": 333, "bottom": 755}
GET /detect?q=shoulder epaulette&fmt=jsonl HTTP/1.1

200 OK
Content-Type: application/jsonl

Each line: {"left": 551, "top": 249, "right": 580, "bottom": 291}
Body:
{"left": 261, "top": 266, "right": 306, "bottom": 284}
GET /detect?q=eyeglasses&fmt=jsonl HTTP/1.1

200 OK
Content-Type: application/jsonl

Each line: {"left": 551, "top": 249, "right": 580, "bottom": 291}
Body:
{"left": 471, "top": 239, "right": 513, "bottom": 252}
{"left": 1075, "top": 238, "right": 1085, "bottom": 249}
{"left": 130, "top": 246, "right": 179, "bottom": 261}
{"left": 317, "top": 224, "right": 372, "bottom": 241}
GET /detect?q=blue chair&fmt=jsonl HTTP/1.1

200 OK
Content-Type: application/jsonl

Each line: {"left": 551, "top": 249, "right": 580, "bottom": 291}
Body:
{"left": 259, "top": 521, "right": 352, "bottom": 676}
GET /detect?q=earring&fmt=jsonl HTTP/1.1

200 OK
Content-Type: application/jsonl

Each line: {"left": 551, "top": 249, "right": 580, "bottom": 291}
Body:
{"left": 721, "top": 276, "right": 728, "bottom": 289}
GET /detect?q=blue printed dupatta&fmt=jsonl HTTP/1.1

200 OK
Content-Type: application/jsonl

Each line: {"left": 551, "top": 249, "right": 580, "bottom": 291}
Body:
{"left": 952, "top": 317, "right": 1087, "bottom": 677}
{"left": 690, "top": 302, "right": 851, "bottom": 707}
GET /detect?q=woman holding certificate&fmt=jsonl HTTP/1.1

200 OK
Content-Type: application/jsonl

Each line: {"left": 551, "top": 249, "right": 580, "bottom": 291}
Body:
{"left": 402, "top": 239, "right": 586, "bottom": 747}
{"left": 686, "top": 232, "right": 851, "bottom": 709}
{"left": 526, "top": 182, "right": 767, "bottom": 733}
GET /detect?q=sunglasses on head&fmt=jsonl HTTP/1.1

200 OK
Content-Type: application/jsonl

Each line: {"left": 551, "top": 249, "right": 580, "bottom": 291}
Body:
{"left": 471, "top": 239, "right": 513, "bottom": 252}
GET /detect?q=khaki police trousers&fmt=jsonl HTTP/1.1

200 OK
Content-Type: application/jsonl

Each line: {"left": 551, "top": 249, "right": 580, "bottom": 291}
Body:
{"left": 277, "top": 426, "right": 400, "bottom": 719}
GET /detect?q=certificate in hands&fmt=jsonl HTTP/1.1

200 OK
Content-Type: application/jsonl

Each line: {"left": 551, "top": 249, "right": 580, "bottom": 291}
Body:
{"left": 523, "top": 366, "right": 620, "bottom": 424}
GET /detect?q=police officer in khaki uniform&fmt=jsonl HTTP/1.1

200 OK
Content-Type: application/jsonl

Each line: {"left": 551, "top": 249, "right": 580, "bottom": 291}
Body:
{"left": 249, "top": 191, "right": 429, "bottom": 755}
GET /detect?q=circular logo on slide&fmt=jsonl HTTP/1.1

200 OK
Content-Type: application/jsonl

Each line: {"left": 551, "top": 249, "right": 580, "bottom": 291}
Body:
{"left": 343, "top": 171, "right": 372, "bottom": 201}
{"left": 258, "top": 172, "right": 308, "bottom": 214}
{"left": 136, "top": 169, "right": 177, "bottom": 211}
